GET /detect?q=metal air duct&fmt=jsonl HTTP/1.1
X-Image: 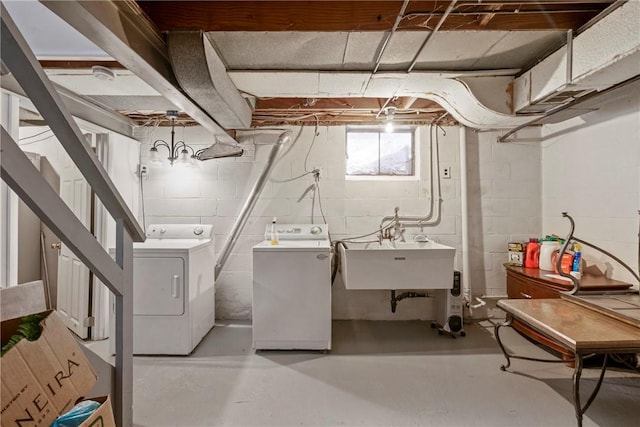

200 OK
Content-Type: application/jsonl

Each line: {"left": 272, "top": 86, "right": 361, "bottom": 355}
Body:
{"left": 214, "top": 131, "right": 291, "bottom": 279}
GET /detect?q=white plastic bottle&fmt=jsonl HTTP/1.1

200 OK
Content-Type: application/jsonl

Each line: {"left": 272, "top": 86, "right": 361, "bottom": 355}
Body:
{"left": 539, "top": 240, "right": 561, "bottom": 271}
{"left": 270, "top": 217, "right": 279, "bottom": 245}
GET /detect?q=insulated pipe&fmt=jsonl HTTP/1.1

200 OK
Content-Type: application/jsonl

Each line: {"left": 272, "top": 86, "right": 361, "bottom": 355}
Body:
{"left": 214, "top": 131, "right": 291, "bottom": 279}
{"left": 459, "top": 126, "right": 471, "bottom": 306}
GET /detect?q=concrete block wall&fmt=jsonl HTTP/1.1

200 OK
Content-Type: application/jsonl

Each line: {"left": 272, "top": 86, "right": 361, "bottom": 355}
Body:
{"left": 141, "top": 124, "right": 542, "bottom": 320}
{"left": 466, "top": 129, "right": 543, "bottom": 300}
{"left": 541, "top": 81, "right": 640, "bottom": 287}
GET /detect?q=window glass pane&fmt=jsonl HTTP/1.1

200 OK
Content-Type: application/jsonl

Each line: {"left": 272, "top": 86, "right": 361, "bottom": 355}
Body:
{"left": 379, "top": 132, "right": 412, "bottom": 175}
{"left": 346, "top": 132, "right": 379, "bottom": 175}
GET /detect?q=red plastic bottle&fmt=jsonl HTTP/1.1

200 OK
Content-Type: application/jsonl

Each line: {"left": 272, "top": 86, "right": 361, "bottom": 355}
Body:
{"left": 524, "top": 238, "right": 540, "bottom": 268}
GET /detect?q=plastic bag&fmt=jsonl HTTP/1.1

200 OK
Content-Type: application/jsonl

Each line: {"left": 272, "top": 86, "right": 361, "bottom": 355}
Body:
{"left": 50, "top": 400, "right": 101, "bottom": 427}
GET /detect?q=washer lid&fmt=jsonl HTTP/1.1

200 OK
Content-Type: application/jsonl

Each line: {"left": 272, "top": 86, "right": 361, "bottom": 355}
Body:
{"left": 133, "top": 239, "right": 212, "bottom": 251}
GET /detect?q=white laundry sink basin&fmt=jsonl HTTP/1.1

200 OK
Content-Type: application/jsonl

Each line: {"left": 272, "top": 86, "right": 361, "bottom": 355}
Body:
{"left": 339, "top": 241, "right": 456, "bottom": 290}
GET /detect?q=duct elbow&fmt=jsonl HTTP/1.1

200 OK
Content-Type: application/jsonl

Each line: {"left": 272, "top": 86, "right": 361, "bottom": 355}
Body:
{"left": 277, "top": 131, "right": 292, "bottom": 145}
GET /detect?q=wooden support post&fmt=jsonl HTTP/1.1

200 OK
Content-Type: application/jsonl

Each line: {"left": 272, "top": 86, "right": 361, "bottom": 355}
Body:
{"left": 114, "top": 219, "right": 134, "bottom": 427}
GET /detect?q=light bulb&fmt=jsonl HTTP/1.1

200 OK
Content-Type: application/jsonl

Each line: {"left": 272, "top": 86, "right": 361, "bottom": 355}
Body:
{"left": 174, "top": 149, "right": 192, "bottom": 168}
{"left": 148, "top": 147, "right": 164, "bottom": 166}
{"left": 385, "top": 120, "right": 394, "bottom": 133}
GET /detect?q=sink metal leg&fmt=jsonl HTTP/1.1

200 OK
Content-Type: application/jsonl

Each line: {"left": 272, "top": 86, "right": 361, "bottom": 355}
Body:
{"left": 572, "top": 353, "right": 608, "bottom": 427}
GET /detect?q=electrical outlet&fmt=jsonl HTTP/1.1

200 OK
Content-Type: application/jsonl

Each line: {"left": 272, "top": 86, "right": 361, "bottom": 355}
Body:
{"left": 442, "top": 166, "right": 452, "bottom": 179}
{"left": 313, "top": 166, "right": 323, "bottom": 178}
{"left": 138, "top": 164, "right": 149, "bottom": 178}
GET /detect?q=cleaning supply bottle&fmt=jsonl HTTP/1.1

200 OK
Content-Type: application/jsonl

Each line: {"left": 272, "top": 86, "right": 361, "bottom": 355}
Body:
{"left": 270, "top": 217, "right": 279, "bottom": 245}
{"left": 539, "top": 238, "right": 561, "bottom": 271}
{"left": 524, "top": 238, "right": 540, "bottom": 268}
{"left": 572, "top": 243, "right": 582, "bottom": 273}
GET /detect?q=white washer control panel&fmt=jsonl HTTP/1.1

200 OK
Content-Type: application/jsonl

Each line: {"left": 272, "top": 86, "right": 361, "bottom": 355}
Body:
{"left": 264, "top": 224, "right": 329, "bottom": 241}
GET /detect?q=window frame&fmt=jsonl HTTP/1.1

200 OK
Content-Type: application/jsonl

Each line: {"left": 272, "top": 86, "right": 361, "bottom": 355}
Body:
{"left": 345, "top": 126, "right": 419, "bottom": 181}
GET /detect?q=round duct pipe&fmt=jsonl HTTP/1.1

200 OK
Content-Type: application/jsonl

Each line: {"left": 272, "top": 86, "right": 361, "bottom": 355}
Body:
{"left": 214, "top": 131, "right": 291, "bottom": 279}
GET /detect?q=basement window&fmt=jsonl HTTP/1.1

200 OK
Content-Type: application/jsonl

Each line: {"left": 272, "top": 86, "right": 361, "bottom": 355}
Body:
{"left": 345, "top": 127, "right": 417, "bottom": 179}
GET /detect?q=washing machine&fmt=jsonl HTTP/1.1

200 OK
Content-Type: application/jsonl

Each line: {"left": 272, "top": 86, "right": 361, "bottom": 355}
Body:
{"left": 113, "top": 224, "right": 215, "bottom": 355}
{"left": 252, "top": 224, "right": 331, "bottom": 350}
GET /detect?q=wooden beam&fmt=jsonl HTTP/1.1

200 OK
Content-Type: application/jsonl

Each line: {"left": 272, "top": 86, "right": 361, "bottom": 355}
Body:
{"left": 479, "top": 4, "right": 502, "bottom": 27}
{"left": 137, "top": 1, "right": 611, "bottom": 32}
{"left": 39, "top": 60, "right": 125, "bottom": 69}
{"left": 114, "top": 219, "right": 134, "bottom": 427}
{"left": 1, "top": 5, "right": 145, "bottom": 242}
{"left": 41, "top": 0, "right": 240, "bottom": 144}
{"left": 255, "top": 97, "right": 442, "bottom": 111}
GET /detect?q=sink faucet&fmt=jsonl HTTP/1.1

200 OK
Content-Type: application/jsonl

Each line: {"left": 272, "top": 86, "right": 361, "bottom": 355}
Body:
{"left": 394, "top": 221, "right": 405, "bottom": 242}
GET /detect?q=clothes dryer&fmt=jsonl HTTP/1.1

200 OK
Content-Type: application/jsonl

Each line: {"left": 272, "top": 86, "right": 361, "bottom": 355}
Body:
{"left": 119, "top": 224, "right": 215, "bottom": 355}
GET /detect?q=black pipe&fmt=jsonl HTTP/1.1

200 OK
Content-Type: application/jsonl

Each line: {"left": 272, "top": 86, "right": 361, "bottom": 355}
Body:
{"left": 557, "top": 212, "right": 581, "bottom": 294}
{"left": 390, "top": 290, "right": 427, "bottom": 313}
{"left": 331, "top": 241, "right": 348, "bottom": 286}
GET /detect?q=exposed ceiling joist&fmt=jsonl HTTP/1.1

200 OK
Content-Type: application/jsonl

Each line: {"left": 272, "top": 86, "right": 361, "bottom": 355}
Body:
{"left": 137, "top": 0, "right": 612, "bottom": 32}
{"left": 251, "top": 96, "right": 451, "bottom": 126}
{"left": 40, "top": 0, "right": 239, "bottom": 143}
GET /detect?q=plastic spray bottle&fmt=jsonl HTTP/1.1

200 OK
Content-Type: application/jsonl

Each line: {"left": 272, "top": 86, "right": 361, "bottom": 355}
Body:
{"left": 270, "top": 217, "right": 279, "bottom": 245}
{"left": 572, "top": 243, "right": 582, "bottom": 275}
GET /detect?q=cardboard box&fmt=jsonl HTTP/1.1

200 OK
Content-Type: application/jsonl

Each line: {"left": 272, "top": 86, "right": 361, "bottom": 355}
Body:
{"left": 1, "top": 310, "right": 97, "bottom": 427}
{"left": 508, "top": 242, "right": 525, "bottom": 266}
{"left": 79, "top": 396, "right": 116, "bottom": 427}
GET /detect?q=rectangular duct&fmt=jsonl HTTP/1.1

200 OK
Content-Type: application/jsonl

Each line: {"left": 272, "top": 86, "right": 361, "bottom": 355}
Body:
{"left": 513, "top": 1, "right": 640, "bottom": 114}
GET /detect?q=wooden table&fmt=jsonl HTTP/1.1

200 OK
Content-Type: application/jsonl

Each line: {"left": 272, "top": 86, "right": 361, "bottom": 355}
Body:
{"left": 495, "top": 297, "right": 640, "bottom": 427}
{"left": 504, "top": 265, "right": 632, "bottom": 361}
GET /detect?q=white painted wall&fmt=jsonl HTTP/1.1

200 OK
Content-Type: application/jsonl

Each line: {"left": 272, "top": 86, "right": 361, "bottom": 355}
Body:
{"left": 466, "top": 129, "right": 542, "bottom": 300}
{"left": 142, "top": 124, "right": 542, "bottom": 320}
{"left": 541, "top": 82, "right": 640, "bottom": 288}
{"left": 17, "top": 125, "right": 142, "bottom": 338}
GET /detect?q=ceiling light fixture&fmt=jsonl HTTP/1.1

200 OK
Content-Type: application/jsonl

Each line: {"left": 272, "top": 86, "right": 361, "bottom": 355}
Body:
{"left": 91, "top": 65, "right": 115, "bottom": 81}
{"left": 148, "top": 110, "right": 197, "bottom": 168}
{"left": 384, "top": 106, "right": 396, "bottom": 133}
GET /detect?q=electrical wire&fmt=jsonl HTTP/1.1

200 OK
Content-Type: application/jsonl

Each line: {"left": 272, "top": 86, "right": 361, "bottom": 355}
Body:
{"left": 304, "top": 116, "right": 320, "bottom": 172}
{"left": 18, "top": 134, "right": 55, "bottom": 146}
{"left": 270, "top": 170, "right": 315, "bottom": 183}
{"left": 18, "top": 128, "right": 52, "bottom": 141}
{"left": 315, "top": 173, "right": 328, "bottom": 226}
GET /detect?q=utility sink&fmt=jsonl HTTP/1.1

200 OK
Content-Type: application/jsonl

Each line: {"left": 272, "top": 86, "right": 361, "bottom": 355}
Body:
{"left": 338, "top": 241, "right": 456, "bottom": 290}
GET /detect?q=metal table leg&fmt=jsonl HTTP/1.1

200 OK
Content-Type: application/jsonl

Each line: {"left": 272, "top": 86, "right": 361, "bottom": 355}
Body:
{"left": 572, "top": 353, "right": 608, "bottom": 427}
{"left": 495, "top": 317, "right": 513, "bottom": 370}
{"left": 495, "top": 316, "right": 570, "bottom": 371}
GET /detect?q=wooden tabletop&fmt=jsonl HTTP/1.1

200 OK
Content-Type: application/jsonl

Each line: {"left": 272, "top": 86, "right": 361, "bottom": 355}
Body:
{"left": 505, "top": 265, "right": 632, "bottom": 291}
{"left": 497, "top": 298, "right": 640, "bottom": 354}
{"left": 563, "top": 293, "right": 640, "bottom": 328}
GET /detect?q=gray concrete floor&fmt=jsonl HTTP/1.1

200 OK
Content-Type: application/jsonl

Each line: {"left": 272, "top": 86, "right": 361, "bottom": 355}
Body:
{"left": 131, "top": 320, "right": 639, "bottom": 427}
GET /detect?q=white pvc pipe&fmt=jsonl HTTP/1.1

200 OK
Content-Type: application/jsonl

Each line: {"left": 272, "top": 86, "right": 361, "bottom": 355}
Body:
{"left": 381, "top": 123, "right": 442, "bottom": 228}
{"left": 459, "top": 126, "right": 471, "bottom": 304}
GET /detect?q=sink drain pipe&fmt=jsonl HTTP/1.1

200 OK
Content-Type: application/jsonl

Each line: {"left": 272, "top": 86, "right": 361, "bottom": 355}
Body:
{"left": 214, "top": 131, "right": 291, "bottom": 279}
{"left": 390, "top": 290, "right": 427, "bottom": 313}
